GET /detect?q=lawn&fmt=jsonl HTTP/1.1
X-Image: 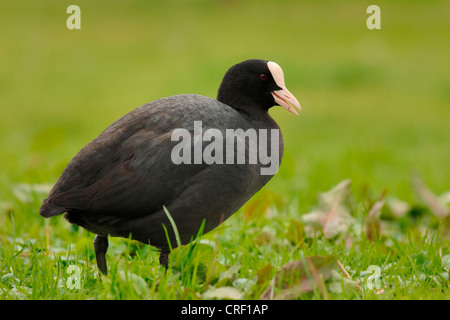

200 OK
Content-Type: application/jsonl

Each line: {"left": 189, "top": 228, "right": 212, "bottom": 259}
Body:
{"left": 0, "top": 0, "right": 449, "bottom": 300}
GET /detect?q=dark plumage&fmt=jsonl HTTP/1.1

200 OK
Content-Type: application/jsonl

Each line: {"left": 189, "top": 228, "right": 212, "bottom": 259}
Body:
{"left": 40, "top": 59, "right": 301, "bottom": 274}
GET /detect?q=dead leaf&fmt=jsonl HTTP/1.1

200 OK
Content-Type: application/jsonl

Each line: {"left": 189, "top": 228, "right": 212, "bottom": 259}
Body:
{"left": 257, "top": 263, "right": 274, "bottom": 285}
{"left": 204, "top": 286, "right": 243, "bottom": 300}
{"left": 302, "top": 179, "right": 355, "bottom": 238}
{"left": 254, "top": 229, "right": 275, "bottom": 246}
{"left": 375, "top": 288, "right": 385, "bottom": 295}
{"left": 413, "top": 175, "right": 449, "bottom": 219}
{"left": 242, "top": 190, "right": 284, "bottom": 220}
{"left": 216, "top": 262, "right": 241, "bottom": 287}
{"left": 385, "top": 197, "right": 411, "bottom": 218}
{"left": 286, "top": 219, "right": 305, "bottom": 244}
{"left": 364, "top": 194, "right": 386, "bottom": 242}
{"left": 439, "top": 192, "right": 450, "bottom": 210}
{"left": 262, "top": 255, "right": 338, "bottom": 300}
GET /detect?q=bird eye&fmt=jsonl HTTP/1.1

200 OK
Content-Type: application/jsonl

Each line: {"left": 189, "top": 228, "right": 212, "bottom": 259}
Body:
{"left": 260, "top": 74, "right": 267, "bottom": 81}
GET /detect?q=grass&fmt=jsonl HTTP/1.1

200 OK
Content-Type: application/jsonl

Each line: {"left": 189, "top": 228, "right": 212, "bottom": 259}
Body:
{"left": 1, "top": 0, "right": 450, "bottom": 300}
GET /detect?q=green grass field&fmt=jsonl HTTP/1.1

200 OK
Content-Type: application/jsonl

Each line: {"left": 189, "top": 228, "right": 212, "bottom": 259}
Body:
{"left": 1, "top": 0, "right": 449, "bottom": 300}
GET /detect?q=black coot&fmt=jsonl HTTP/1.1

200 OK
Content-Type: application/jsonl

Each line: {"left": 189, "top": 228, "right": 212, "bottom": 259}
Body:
{"left": 40, "top": 59, "right": 301, "bottom": 274}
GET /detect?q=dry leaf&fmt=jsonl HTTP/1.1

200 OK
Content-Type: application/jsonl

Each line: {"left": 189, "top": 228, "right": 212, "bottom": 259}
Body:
{"left": 254, "top": 228, "right": 275, "bottom": 246}
{"left": 364, "top": 195, "right": 386, "bottom": 242}
{"left": 286, "top": 219, "right": 305, "bottom": 244}
{"left": 262, "top": 255, "right": 338, "bottom": 300}
{"left": 257, "top": 263, "right": 274, "bottom": 285}
{"left": 302, "top": 179, "right": 355, "bottom": 238}
{"left": 204, "top": 286, "right": 243, "bottom": 300}
{"left": 216, "top": 262, "right": 241, "bottom": 287}
{"left": 386, "top": 197, "right": 410, "bottom": 218}
{"left": 413, "top": 175, "right": 449, "bottom": 219}
{"left": 242, "top": 190, "right": 283, "bottom": 220}
{"left": 375, "top": 288, "right": 385, "bottom": 295}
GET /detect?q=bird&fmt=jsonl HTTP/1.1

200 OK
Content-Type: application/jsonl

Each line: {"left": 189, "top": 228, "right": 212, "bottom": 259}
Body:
{"left": 39, "top": 59, "right": 301, "bottom": 274}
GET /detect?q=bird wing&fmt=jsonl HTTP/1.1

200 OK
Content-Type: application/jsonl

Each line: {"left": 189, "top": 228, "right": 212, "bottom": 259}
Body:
{"left": 40, "top": 94, "right": 224, "bottom": 217}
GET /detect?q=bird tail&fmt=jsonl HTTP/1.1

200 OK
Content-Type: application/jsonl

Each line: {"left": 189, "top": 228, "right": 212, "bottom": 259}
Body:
{"left": 39, "top": 199, "right": 67, "bottom": 218}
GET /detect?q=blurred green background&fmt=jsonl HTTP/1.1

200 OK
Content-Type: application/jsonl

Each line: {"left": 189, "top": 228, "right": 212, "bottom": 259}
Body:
{"left": 1, "top": 0, "right": 449, "bottom": 212}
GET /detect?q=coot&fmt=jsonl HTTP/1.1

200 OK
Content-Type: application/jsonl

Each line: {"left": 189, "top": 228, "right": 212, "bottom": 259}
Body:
{"left": 40, "top": 59, "right": 301, "bottom": 274}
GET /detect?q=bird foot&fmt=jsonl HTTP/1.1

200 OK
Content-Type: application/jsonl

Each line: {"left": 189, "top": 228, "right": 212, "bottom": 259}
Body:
{"left": 94, "top": 235, "right": 109, "bottom": 275}
{"left": 159, "top": 252, "right": 169, "bottom": 270}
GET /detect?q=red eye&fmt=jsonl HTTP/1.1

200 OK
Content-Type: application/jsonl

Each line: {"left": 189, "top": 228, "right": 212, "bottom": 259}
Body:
{"left": 260, "top": 74, "right": 267, "bottom": 81}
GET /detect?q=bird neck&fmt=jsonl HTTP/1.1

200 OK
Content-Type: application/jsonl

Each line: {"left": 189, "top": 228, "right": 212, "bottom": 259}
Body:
{"left": 217, "top": 89, "right": 271, "bottom": 120}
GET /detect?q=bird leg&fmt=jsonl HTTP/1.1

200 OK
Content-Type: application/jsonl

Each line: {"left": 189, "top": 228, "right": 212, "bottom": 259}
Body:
{"left": 159, "top": 252, "right": 170, "bottom": 269}
{"left": 93, "top": 235, "right": 109, "bottom": 275}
